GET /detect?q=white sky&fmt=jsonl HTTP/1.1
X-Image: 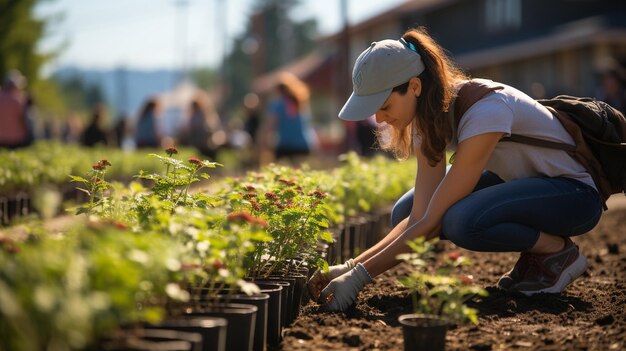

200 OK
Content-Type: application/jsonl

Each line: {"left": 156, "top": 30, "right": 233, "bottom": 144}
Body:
{"left": 37, "top": 0, "right": 406, "bottom": 71}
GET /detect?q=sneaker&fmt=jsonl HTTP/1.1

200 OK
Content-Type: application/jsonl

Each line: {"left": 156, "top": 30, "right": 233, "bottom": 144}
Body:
{"left": 497, "top": 252, "right": 531, "bottom": 291}
{"left": 512, "top": 238, "right": 588, "bottom": 296}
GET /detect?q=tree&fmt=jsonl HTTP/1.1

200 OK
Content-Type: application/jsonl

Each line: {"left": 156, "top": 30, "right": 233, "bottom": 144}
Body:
{"left": 52, "top": 74, "right": 106, "bottom": 113}
{"left": 0, "top": 0, "right": 66, "bottom": 117}
{"left": 189, "top": 67, "right": 219, "bottom": 90}
{"left": 221, "top": 0, "right": 318, "bottom": 115}
{"left": 0, "top": 0, "right": 53, "bottom": 86}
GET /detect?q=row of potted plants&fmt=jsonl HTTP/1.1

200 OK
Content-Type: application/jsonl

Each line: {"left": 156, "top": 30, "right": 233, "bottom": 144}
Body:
{"left": 0, "top": 148, "right": 417, "bottom": 350}
{"left": 0, "top": 141, "right": 200, "bottom": 195}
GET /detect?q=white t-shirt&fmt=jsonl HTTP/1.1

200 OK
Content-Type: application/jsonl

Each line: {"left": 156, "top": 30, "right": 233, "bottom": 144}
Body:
{"left": 416, "top": 79, "right": 596, "bottom": 190}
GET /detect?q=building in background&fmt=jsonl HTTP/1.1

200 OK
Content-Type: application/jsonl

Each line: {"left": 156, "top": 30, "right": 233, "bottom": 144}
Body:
{"left": 251, "top": 0, "right": 626, "bottom": 154}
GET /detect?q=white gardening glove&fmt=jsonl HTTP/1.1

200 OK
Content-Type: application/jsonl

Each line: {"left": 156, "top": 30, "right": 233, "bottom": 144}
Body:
{"left": 307, "top": 259, "right": 355, "bottom": 302}
{"left": 318, "top": 263, "right": 373, "bottom": 312}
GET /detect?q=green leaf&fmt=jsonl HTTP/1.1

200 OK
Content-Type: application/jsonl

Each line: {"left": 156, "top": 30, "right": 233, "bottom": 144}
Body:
{"left": 319, "top": 231, "right": 333, "bottom": 243}
{"left": 68, "top": 175, "right": 89, "bottom": 183}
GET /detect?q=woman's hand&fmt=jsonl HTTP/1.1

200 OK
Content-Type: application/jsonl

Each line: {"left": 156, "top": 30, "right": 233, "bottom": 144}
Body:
{"left": 318, "top": 263, "right": 373, "bottom": 312}
{"left": 307, "top": 259, "right": 355, "bottom": 301}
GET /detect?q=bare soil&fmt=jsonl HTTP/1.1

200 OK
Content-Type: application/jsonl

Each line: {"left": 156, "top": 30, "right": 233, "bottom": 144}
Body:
{"left": 281, "top": 199, "right": 626, "bottom": 351}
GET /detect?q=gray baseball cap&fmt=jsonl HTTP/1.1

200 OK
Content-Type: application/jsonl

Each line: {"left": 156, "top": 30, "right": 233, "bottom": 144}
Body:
{"left": 338, "top": 39, "right": 425, "bottom": 121}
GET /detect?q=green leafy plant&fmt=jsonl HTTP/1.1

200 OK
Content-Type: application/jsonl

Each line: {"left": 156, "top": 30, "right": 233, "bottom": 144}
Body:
{"left": 70, "top": 159, "right": 113, "bottom": 216}
{"left": 224, "top": 167, "right": 334, "bottom": 278}
{"left": 397, "top": 237, "right": 488, "bottom": 325}
{"left": 0, "top": 220, "right": 186, "bottom": 351}
{"left": 135, "top": 148, "right": 222, "bottom": 210}
{"left": 165, "top": 206, "right": 269, "bottom": 305}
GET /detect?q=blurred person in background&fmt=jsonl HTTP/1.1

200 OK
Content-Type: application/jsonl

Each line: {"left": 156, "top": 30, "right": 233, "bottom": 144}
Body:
{"left": 80, "top": 103, "right": 110, "bottom": 147}
{"left": 112, "top": 113, "right": 134, "bottom": 150}
{"left": 183, "top": 94, "right": 225, "bottom": 159}
{"left": 62, "top": 112, "right": 84, "bottom": 144}
{"left": 134, "top": 97, "right": 163, "bottom": 148}
{"left": 243, "top": 92, "right": 262, "bottom": 145}
{"left": 0, "top": 70, "right": 30, "bottom": 149}
{"left": 597, "top": 58, "right": 626, "bottom": 113}
{"left": 259, "top": 72, "right": 318, "bottom": 162}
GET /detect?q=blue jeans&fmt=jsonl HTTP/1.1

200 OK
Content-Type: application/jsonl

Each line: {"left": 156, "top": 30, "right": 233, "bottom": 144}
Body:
{"left": 390, "top": 171, "right": 603, "bottom": 252}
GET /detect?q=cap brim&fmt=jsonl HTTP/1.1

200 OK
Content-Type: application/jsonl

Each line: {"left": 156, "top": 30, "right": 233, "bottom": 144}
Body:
{"left": 338, "top": 89, "right": 391, "bottom": 121}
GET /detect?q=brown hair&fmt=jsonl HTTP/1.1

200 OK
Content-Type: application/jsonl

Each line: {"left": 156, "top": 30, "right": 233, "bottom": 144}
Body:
{"left": 276, "top": 72, "right": 310, "bottom": 109}
{"left": 377, "top": 27, "right": 468, "bottom": 165}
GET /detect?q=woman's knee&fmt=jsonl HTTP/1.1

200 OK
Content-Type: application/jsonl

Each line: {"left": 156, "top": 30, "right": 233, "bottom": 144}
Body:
{"left": 390, "top": 203, "right": 409, "bottom": 227}
{"left": 390, "top": 189, "right": 414, "bottom": 227}
{"left": 442, "top": 204, "right": 477, "bottom": 249}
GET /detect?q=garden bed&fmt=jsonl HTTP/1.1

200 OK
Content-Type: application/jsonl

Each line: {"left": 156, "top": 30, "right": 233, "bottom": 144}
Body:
{"left": 282, "top": 202, "right": 626, "bottom": 350}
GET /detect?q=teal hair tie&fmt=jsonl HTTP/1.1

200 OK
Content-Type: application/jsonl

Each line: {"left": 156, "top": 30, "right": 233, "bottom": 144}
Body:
{"left": 399, "top": 38, "right": 418, "bottom": 54}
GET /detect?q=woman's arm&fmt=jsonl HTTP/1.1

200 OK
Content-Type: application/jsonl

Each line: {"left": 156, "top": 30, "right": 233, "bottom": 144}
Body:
{"left": 353, "top": 143, "right": 446, "bottom": 264}
{"left": 362, "top": 132, "right": 504, "bottom": 277}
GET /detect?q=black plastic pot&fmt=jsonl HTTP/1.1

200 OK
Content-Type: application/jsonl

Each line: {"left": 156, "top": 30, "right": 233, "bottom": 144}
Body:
{"left": 398, "top": 314, "right": 449, "bottom": 351}
{"left": 145, "top": 317, "right": 227, "bottom": 351}
{"left": 254, "top": 277, "right": 293, "bottom": 327}
{"left": 218, "top": 293, "right": 269, "bottom": 351}
{"left": 266, "top": 276, "right": 296, "bottom": 325}
{"left": 287, "top": 272, "right": 307, "bottom": 319}
{"left": 252, "top": 282, "right": 283, "bottom": 348}
{"left": 98, "top": 328, "right": 202, "bottom": 351}
{"left": 186, "top": 302, "right": 257, "bottom": 351}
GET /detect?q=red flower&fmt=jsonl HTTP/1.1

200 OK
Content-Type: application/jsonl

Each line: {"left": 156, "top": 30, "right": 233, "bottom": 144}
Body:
{"left": 243, "top": 193, "right": 257, "bottom": 199}
{"left": 227, "top": 212, "right": 268, "bottom": 227}
{"left": 249, "top": 200, "right": 261, "bottom": 212}
{"left": 309, "top": 190, "right": 326, "bottom": 199}
{"left": 92, "top": 163, "right": 106, "bottom": 171}
{"left": 278, "top": 178, "right": 295, "bottom": 186}
{"left": 188, "top": 157, "right": 203, "bottom": 166}
{"left": 0, "top": 237, "right": 19, "bottom": 254}
{"left": 180, "top": 262, "right": 202, "bottom": 271}
{"left": 244, "top": 185, "right": 256, "bottom": 192}
{"left": 165, "top": 147, "right": 179, "bottom": 156}
{"left": 448, "top": 251, "right": 462, "bottom": 261}
{"left": 265, "top": 192, "right": 278, "bottom": 200}
{"left": 113, "top": 221, "right": 128, "bottom": 230}
{"left": 461, "top": 275, "right": 474, "bottom": 284}
{"left": 212, "top": 260, "right": 224, "bottom": 270}
{"left": 273, "top": 201, "right": 285, "bottom": 210}
{"left": 98, "top": 159, "right": 112, "bottom": 167}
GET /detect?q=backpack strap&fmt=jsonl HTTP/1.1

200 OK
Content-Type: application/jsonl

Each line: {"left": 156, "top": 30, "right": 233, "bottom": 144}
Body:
{"left": 453, "top": 80, "right": 505, "bottom": 126}
{"left": 454, "top": 80, "right": 577, "bottom": 152}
